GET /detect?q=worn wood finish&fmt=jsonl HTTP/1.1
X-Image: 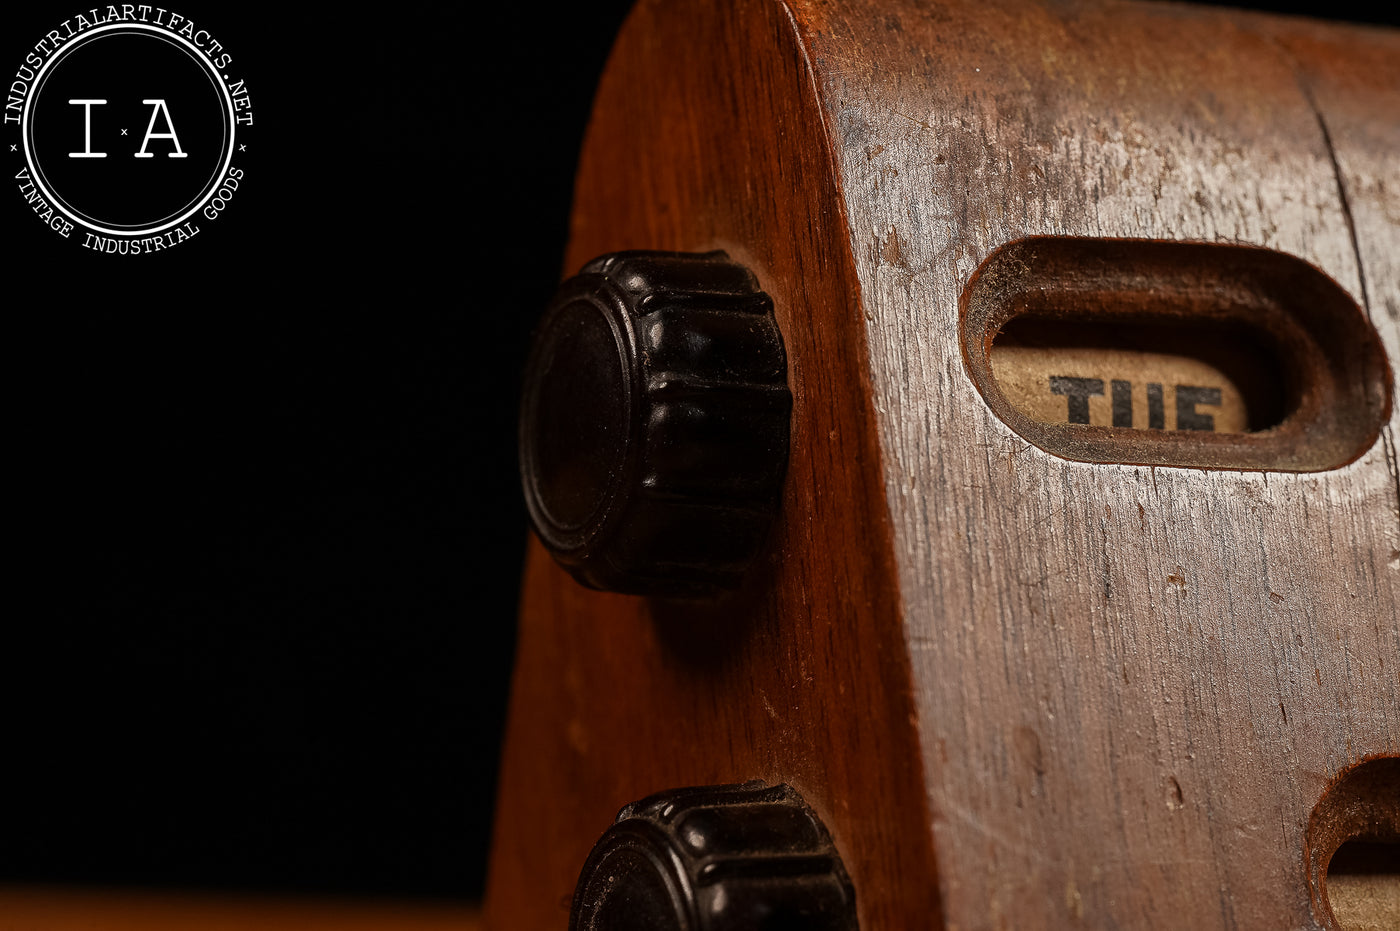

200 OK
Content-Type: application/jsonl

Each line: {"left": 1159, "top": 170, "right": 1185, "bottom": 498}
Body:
{"left": 795, "top": 1, "right": 1399, "bottom": 928}
{"left": 488, "top": 2, "right": 1399, "bottom": 929}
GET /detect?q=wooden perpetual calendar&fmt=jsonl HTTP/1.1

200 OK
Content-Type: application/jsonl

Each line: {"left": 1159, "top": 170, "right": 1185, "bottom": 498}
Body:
{"left": 491, "top": 1, "right": 1400, "bottom": 929}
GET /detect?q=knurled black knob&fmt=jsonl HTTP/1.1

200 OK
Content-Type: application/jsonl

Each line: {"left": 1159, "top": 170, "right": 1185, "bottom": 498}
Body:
{"left": 519, "top": 250, "right": 791, "bottom": 596}
{"left": 570, "top": 782, "right": 858, "bottom": 931}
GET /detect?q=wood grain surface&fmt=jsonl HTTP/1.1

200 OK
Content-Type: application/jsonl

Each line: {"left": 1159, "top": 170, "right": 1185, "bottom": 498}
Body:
{"left": 795, "top": 1, "right": 1399, "bottom": 927}
{"left": 487, "top": 2, "right": 1398, "bottom": 929}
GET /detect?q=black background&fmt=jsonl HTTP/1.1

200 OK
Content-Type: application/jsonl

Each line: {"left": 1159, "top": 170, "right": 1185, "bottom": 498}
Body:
{"left": 1, "top": 0, "right": 1392, "bottom": 906}
{"left": 3, "top": 2, "right": 631, "bottom": 902}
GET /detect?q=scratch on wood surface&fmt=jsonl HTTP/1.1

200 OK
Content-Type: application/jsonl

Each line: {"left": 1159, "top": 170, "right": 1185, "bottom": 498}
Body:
{"left": 1384, "top": 430, "right": 1400, "bottom": 522}
{"left": 1296, "top": 78, "right": 1371, "bottom": 320}
{"left": 1292, "top": 58, "right": 1400, "bottom": 521}
{"left": 937, "top": 797, "right": 1052, "bottom": 865}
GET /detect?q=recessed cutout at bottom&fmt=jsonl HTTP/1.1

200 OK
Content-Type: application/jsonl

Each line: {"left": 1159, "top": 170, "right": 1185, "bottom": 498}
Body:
{"left": 1326, "top": 840, "right": 1400, "bottom": 930}
{"left": 1307, "top": 757, "right": 1400, "bottom": 931}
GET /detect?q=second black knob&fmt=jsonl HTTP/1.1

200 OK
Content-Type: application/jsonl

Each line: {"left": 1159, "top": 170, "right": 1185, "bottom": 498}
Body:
{"left": 570, "top": 782, "right": 858, "bottom": 931}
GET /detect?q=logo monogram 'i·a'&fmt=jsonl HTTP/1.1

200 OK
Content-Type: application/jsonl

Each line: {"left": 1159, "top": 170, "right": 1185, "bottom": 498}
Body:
{"left": 67, "top": 98, "right": 188, "bottom": 158}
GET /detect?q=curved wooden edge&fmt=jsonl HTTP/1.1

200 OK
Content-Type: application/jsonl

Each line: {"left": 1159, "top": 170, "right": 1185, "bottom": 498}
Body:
{"left": 485, "top": 1, "right": 940, "bottom": 929}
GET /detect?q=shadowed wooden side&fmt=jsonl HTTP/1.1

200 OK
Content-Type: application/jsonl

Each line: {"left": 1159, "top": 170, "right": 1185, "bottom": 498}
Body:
{"left": 485, "top": 2, "right": 941, "bottom": 929}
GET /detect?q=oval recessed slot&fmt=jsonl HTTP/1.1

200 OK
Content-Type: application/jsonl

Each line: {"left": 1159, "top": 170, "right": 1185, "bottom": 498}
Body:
{"left": 961, "top": 238, "right": 1392, "bottom": 471}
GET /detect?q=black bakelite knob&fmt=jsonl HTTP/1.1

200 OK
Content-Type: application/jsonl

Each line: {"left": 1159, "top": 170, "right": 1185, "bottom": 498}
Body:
{"left": 570, "top": 782, "right": 858, "bottom": 931}
{"left": 519, "top": 250, "right": 791, "bottom": 596}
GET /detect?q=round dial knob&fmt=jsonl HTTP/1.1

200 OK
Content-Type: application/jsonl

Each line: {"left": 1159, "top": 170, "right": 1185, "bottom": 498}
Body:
{"left": 519, "top": 250, "right": 791, "bottom": 596}
{"left": 570, "top": 782, "right": 858, "bottom": 931}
